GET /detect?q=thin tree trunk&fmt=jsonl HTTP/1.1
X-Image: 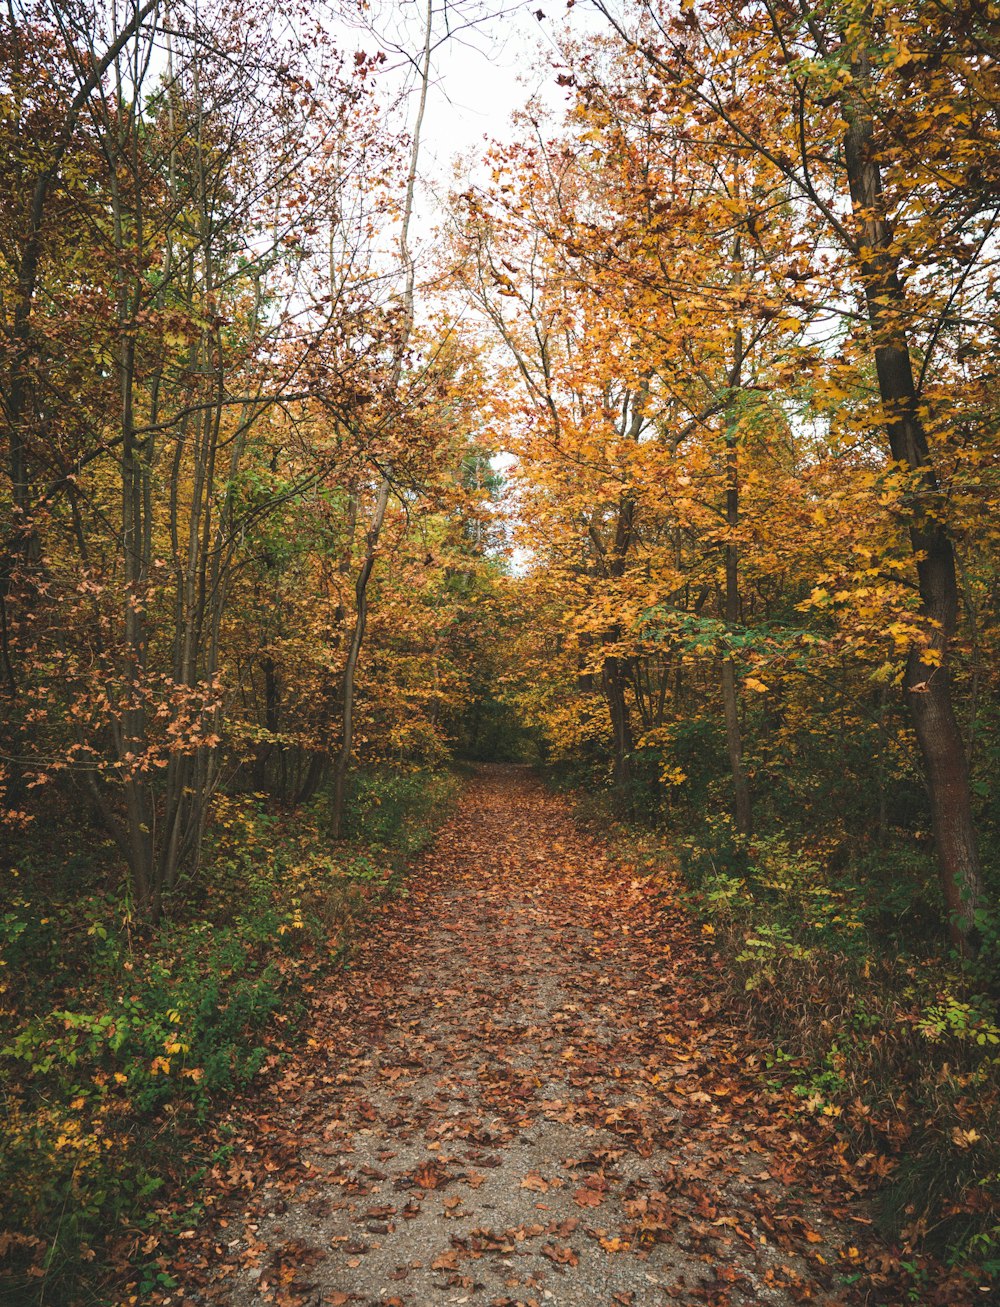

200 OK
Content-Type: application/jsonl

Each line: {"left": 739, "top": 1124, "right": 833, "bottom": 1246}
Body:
{"left": 109, "top": 56, "right": 158, "bottom": 914}
{"left": 721, "top": 315, "right": 752, "bottom": 839}
{"left": 329, "top": 477, "right": 391, "bottom": 838}
{"left": 603, "top": 654, "right": 634, "bottom": 798}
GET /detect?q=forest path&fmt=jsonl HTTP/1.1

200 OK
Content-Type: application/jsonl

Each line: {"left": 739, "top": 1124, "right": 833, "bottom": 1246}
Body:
{"left": 177, "top": 767, "right": 878, "bottom": 1307}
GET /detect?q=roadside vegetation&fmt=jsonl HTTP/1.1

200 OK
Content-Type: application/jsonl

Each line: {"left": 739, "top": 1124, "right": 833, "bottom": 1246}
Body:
{"left": 0, "top": 768, "right": 459, "bottom": 1302}
{"left": 545, "top": 747, "right": 1000, "bottom": 1293}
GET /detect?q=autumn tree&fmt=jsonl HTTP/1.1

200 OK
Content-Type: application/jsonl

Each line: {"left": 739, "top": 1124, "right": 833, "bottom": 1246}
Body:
{"left": 0, "top": 0, "right": 384, "bottom": 913}
{"left": 451, "top": 50, "right": 821, "bottom": 830}
{"left": 590, "top": 0, "right": 999, "bottom": 949}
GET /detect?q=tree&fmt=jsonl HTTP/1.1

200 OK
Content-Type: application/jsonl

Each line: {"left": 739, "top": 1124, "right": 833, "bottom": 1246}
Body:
{"left": 592, "top": 0, "right": 997, "bottom": 951}
{"left": 452, "top": 56, "right": 811, "bottom": 825}
{"left": 0, "top": 0, "right": 380, "bottom": 913}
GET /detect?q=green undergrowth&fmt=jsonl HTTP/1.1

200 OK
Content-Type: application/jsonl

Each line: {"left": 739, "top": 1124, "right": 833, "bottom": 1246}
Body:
{"left": 0, "top": 766, "right": 459, "bottom": 1305}
{"left": 338, "top": 765, "right": 462, "bottom": 867}
{"left": 592, "top": 802, "right": 1000, "bottom": 1297}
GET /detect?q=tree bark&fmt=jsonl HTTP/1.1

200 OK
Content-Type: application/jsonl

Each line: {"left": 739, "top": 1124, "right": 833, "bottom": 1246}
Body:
{"left": 603, "top": 654, "right": 634, "bottom": 798}
{"left": 843, "top": 59, "right": 983, "bottom": 953}
{"left": 329, "top": 477, "right": 391, "bottom": 839}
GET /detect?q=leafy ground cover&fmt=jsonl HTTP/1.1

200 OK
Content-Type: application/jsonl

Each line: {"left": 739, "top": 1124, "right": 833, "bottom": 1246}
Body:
{"left": 143, "top": 765, "right": 985, "bottom": 1307}
{"left": 0, "top": 767, "right": 459, "bottom": 1305}
{"left": 585, "top": 806, "right": 1000, "bottom": 1297}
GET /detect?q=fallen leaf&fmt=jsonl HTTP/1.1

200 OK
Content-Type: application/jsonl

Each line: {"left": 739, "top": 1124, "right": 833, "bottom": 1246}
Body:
{"left": 521, "top": 1171, "right": 549, "bottom": 1192}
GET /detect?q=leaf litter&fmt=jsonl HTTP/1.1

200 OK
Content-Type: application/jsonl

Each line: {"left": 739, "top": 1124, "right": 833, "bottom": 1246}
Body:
{"left": 152, "top": 766, "right": 905, "bottom": 1306}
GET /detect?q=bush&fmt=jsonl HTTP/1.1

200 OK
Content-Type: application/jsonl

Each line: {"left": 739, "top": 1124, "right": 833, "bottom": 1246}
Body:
{"left": 340, "top": 766, "right": 460, "bottom": 862}
{"left": 1, "top": 770, "right": 457, "bottom": 1303}
{"left": 679, "top": 828, "right": 1000, "bottom": 1283}
{"left": 1, "top": 809, "right": 310, "bottom": 1297}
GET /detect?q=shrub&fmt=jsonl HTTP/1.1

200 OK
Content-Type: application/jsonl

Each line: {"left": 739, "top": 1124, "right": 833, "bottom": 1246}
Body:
{"left": 672, "top": 824, "right": 1000, "bottom": 1283}
{"left": 1, "top": 770, "right": 456, "bottom": 1302}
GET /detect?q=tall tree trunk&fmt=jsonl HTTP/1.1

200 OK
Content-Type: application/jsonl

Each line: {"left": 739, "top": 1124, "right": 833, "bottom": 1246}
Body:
{"left": 843, "top": 57, "right": 983, "bottom": 953}
{"left": 329, "top": 478, "right": 390, "bottom": 838}
{"left": 721, "top": 317, "right": 752, "bottom": 839}
{"left": 328, "top": 0, "right": 433, "bottom": 832}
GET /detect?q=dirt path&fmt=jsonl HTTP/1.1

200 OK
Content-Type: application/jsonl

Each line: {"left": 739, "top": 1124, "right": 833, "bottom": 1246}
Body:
{"left": 171, "top": 767, "right": 882, "bottom": 1307}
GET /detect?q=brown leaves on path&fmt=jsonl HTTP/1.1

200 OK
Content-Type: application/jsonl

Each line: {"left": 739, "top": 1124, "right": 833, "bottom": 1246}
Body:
{"left": 155, "top": 766, "right": 911, "bottom": 1306}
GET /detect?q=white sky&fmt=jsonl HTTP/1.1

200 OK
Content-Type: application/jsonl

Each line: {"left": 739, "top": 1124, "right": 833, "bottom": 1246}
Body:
{"left": 332, "top": 1, "right": 604, "bottom": 523}
{"left": 341, "top": 1, "right": 594, "bottom": 193}
{"left": 418, "top": 4, "right": 568, "bottom": 174}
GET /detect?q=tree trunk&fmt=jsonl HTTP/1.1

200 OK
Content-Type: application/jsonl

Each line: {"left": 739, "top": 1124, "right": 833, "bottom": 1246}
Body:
{"left": 843, "top": 63, "right": 983, "bottom": 953}
{"left": 326, "top": 0, "right": 432, "bottom": 831}
{"left": 329, "top": 477, "right": 391, "bottom": 839}
{"left": 721, "top": 317, "right": 752, "bottom": 839}
{"left": 603, "top": 654, "right": 634, "bottom": 799}
{"left": 253, "top": 655, "right": 279, "bottom": 791}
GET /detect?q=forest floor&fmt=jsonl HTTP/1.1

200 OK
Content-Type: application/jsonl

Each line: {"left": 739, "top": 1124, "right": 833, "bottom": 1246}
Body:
{"left": 158, "top": 766, "right": 898, "bottom": 1307}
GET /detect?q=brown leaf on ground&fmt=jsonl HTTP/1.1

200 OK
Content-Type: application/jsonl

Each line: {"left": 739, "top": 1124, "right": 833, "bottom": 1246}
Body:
{"left": 520, "top": 1171, "right": 549, "bottom": 1192}
{"left": 541, "top": 1243, "right": 579, "bottom": 1266}
{"left": 430, "top": 1248, "right": 461, "bottom": 1271}
{"left": 149, "top": 769, "right": 914, "bottom": 1307}
{"left": 413, "top": 1159, "right": 446, "bottom": 1190}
